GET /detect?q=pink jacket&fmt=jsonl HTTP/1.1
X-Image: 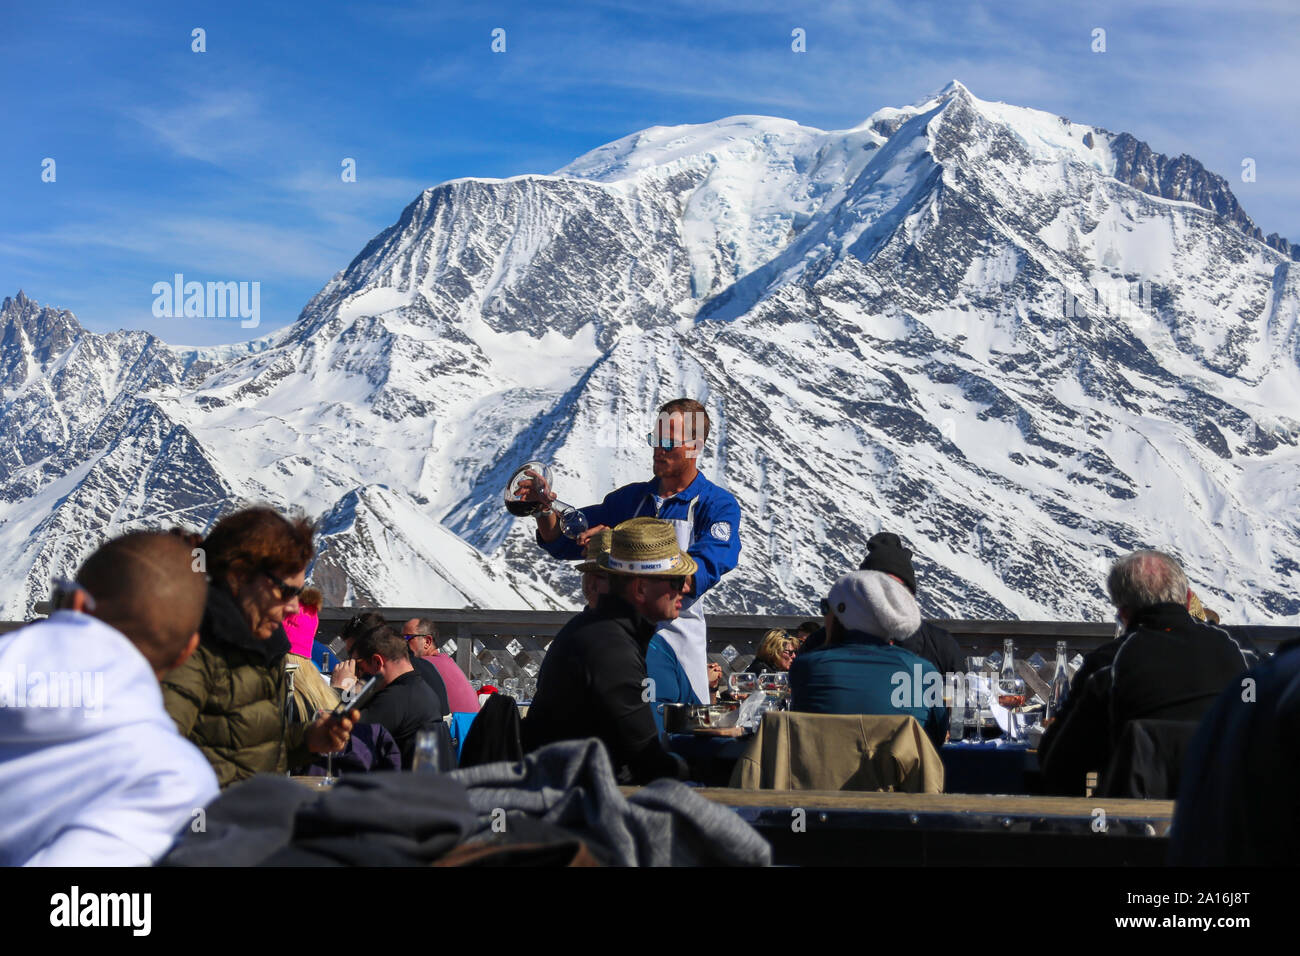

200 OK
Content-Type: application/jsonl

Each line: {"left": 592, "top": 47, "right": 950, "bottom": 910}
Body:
{"left": 282, "top": 606, "right": 319, "bottom": 658}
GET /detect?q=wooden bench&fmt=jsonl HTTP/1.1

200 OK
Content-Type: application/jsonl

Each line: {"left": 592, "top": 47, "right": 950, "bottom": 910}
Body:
{"left": 682, "top": 788, "right": 1175, "bottom": 866}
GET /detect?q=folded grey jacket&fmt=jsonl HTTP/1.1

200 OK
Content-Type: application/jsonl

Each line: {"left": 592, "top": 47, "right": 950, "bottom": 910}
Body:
{"left": 160, "top": 738, "right": 769, "bottom": 866}
{"left": 448, "top": 738, "right": 771, "bottom": 866}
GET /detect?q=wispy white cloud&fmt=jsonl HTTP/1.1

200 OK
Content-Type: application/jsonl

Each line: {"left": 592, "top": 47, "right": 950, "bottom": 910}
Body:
{"left": 127, "top": 88, "right": 274, "bottom": 166}
{"left": 17, "top": 215, "right": 354, "bottom": 282}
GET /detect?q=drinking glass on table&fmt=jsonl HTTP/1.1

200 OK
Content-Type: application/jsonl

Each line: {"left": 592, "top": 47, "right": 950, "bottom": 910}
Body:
{"left": 411, "top": 729, "right": 442, "bottom": 774}
{"left": 728, "top": 672, "right": 758, "bottom": 699}
{"left": 763, "top": 671, "right": 789, "bottom": 699}
{"left": 959, "top": 673, "right": 982, "bottom": 742}
{"left": 315, "top": 708, "right": 344, "bottom": 785}
{"left": 945, "top": 679, "right": 962, "bottom": 741}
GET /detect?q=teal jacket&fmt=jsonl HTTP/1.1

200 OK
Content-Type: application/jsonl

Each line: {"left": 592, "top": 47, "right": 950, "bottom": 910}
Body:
{"left": 790, "top": 630, "right": 948, "bottom": 750}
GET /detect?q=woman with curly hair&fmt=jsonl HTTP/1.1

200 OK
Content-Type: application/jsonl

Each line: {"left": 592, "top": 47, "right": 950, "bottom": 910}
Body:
{"left": 751, "top": 628, "right": 796, "bottom": 673}
{"left": 162, "top": 507, "right": 356, "bottom": 787}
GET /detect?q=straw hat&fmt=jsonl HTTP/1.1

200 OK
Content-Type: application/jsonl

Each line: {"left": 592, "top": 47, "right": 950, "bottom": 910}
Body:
{"left": 596, "top": 517, "right": 698, "bottom": 578}
{"left": 575, "top": 528, "right": 614, "bottom": 573}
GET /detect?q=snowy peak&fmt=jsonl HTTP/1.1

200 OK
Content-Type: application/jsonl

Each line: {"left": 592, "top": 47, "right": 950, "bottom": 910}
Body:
{"left": 0, "top": 292, "right": 83, "bottom": 389}
{"left": 1, "top": 83, "right": 1297, "bottom": 625}
{"left": 1106, "top": 132, "right": 1296, "bottom": 259}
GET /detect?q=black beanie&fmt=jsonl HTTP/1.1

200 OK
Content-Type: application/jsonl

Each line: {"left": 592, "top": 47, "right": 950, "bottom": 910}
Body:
{"left": 859, "top": 532, "right": 917, "bottom": 595}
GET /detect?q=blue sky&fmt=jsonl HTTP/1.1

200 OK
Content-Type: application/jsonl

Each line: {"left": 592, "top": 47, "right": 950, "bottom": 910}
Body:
{"left": 3, "top": 0, "right": 1297, "bottom": 345}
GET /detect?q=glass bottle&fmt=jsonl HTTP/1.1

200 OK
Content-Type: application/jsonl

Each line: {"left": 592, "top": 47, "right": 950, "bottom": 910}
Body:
{"left": 996, "top": 639, "right": 1026, "bottom": 743}
{"left": 1048, "top": 640, "right": 1070, "bottom": 720}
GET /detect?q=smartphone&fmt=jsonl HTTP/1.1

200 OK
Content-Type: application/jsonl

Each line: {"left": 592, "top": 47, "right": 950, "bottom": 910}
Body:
{"left": 333, "top": 674, "right": 381, "bottom": 718}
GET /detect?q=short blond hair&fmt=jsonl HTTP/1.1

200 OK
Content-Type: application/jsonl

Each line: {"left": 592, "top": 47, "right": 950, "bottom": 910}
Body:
{"left": 753, "top": 629, "right": 791, "bottom": 670}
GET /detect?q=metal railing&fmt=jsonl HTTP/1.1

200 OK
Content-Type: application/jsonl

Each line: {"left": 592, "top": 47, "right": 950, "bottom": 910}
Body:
{"left": 8, "top": 607, "right": 1293, "bottom": 680}
{"left": 313, "top": 608, "right": 1297, "bottom": 680}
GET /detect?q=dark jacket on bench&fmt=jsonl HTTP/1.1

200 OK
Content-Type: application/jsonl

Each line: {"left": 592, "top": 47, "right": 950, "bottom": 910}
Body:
{"left": 1041, "top": 603, "right": 1252, "bottom": 796}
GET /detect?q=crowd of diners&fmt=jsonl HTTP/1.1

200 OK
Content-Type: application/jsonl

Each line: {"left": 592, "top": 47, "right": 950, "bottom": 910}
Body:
{"left": 0, "top": 397, "right": 1291, "bottom": 866}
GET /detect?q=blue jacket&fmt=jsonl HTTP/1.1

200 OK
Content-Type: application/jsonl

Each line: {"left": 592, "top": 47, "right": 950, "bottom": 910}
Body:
{"left": 645, "top": 634, "right": 701, "bottom": 705}
{"left": 537, "top": 470, "right": 741, "bottom": 601}
{"left": 790, "top": 630, "right": 948, "bottom": 750}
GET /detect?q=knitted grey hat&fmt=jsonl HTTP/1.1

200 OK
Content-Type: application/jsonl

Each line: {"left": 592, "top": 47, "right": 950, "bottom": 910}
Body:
{"left": 826, "top": 570, "right": 921, "bottom": 643}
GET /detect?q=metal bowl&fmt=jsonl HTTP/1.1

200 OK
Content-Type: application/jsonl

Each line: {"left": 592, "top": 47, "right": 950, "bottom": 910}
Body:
{"left": 686, "top": 701, "right": 739, "bottom": 728}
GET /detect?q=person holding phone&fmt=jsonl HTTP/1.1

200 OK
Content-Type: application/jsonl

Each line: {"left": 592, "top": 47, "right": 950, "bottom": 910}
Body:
{"left": 347, "top": 623, "right": 444, "bottom": 769}
{"left": 162, "top": 508, "right": 358, "bottom": 787}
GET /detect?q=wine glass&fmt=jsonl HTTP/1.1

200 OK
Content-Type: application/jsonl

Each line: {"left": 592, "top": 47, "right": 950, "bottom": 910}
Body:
{"left": 728, "top": 672, "right": 757, "bottom": 699}
{"left": 759, "top": 671, "right": 789, "bottom": 697}
{"left": 996, "top": 669, "right": 1027, "bottom": 744}
{"left": 315, "top": 708, "right": 344, "bottom": 786}
{"left": 503, "top": 461, "right": 588, "bottom": 539}
{"left": 504, "top": 461, "right": 552, "bottom": 517}
{"left": 766, "top": 671, "right": 790, "bottom": 710}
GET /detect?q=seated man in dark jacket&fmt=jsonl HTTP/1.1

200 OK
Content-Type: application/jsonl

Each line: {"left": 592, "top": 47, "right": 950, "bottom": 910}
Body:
{"left": 1169, "top": 638, "right": 1300, "bottom": 864}
{"left": 798, "top": 532, "right": 964, "bottom": 681}
{"left": 790, "top": 569, "right": 948, "bottom": 750}
{"left": 350, "top": 623, "right": 444, "bottom": 769}
{"left": 338, "top": 611, "right": 449, "bottom": 718}
{"left": 1041, "top": 549, "right": 1253, "bottom": 796}
{"left": 522, "top": 518, "right": 690, "bottom": 784}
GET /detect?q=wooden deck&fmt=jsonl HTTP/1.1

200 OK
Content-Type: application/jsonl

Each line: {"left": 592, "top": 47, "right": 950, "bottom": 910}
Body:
{"left": 681, "top": 787, "right": 1175, "bottom": 866}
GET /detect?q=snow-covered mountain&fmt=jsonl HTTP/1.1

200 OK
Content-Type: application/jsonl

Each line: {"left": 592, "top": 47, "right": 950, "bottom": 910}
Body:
{"left": 3, "top": 81, "right": 1298, "bottom": 623}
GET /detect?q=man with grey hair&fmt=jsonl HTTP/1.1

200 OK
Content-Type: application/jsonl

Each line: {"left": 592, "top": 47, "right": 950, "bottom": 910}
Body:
{"left": 1041, "top": 549, "right": 1253, "bottom": 795}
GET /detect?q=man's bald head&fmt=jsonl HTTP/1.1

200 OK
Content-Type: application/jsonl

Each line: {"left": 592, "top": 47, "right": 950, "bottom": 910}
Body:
{"left": 76, "top": 532, "right": 208, "bottom": 675}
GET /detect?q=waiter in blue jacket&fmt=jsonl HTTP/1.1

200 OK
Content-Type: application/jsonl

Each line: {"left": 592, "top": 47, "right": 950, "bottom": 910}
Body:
{"left": 523, "top": 398, "right": 741, "bottom": 706}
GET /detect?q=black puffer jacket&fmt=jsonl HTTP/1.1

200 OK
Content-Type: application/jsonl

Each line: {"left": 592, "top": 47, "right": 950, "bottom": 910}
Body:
{"left": 163, "top": 585, "right": 309, "bottom": 788}
{"left": 1041, "top": 603, "right": 1253, "bottom": 796}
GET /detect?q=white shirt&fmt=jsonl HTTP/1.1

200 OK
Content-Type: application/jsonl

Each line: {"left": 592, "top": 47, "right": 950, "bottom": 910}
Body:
{"left": 0, "top": 611, "right": 219, "bottom": 866}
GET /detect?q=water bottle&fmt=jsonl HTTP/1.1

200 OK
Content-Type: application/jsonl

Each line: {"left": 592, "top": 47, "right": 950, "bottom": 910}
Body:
{"left": 1047, "top": 641, "right": 1070, "bottom": 720}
